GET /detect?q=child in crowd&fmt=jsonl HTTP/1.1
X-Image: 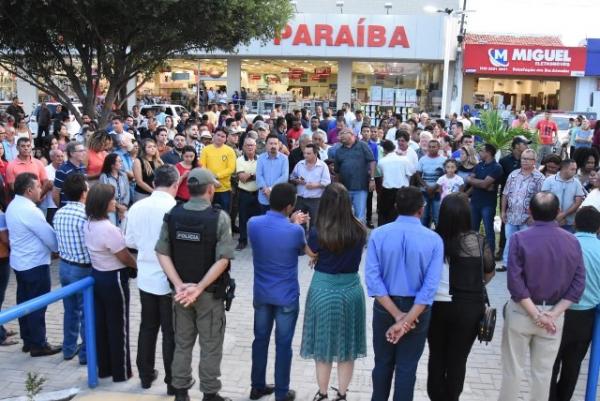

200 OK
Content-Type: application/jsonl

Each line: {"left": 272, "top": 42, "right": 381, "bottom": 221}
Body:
{"left": 436, "top": 159, "right": 464, "bottom": 199}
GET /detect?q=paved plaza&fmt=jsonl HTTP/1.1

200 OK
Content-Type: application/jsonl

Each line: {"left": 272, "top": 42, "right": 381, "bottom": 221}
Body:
{"left": 0, "top": 245, "right": 595, "bottom": 400}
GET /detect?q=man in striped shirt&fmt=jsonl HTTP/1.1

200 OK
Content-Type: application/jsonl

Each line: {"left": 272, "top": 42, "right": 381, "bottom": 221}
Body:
{"left": 53, "top": 141, "right": 87, "bottom": 207}
{"left": 53, "top": 173, "right": 91, "bottom": 364}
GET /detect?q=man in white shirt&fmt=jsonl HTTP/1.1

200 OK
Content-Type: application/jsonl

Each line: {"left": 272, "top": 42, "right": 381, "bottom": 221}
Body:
{"left": 124, "top": 165, "right": 179, "bottom": 394}
{"left": 290, "top": 143, "right": 331, "bottom": 227}
{"left": 377, "top": 140, "right": 413, "bottom": 225}
{"left": 342, "top": 102, "right": 356, "bottom": 127}
{"left": 307, "top": 116, "right": 327, "bottom": 143}
{"left": 312, "top": 131, "right": 330, "bottom": 162}
{"left": 6, "top": 173, "right": 59, "bottom": 357}
{"left": 351, "top": 110, "right": 365, "bottom": 137}
{"left": 395, "top": 130, "right": 418, "bottom": 173}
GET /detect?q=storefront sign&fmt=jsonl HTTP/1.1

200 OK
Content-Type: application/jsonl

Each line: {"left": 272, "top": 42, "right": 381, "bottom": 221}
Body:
{"left": 464, "top": 44, "right": 586, "bottom": 77}
{"left": 204, "top": 14, "right": 447, "bottom": 60}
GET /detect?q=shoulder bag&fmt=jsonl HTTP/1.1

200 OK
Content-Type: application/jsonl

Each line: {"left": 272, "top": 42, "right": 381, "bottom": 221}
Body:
{"left": 477, "top": 236, "right": 496, "bottom": 344}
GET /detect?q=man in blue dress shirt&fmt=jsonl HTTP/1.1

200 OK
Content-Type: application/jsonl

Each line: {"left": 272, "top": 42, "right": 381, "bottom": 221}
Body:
{"left": 248, "top": 183, "right": 308, "bottom": 401}
{"left": 365, "top": 186, "right": 444, "bottom": 401}
{"left": 256, "top": 134, "right": 289, "bottom": 214}
{"left": 6, "top": 173, "right": 60, "bottom": 357}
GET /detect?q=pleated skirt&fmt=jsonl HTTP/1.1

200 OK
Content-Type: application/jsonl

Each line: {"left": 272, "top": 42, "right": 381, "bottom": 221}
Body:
{"left": 300, "top": 270, "right": 367, "bottom": 362}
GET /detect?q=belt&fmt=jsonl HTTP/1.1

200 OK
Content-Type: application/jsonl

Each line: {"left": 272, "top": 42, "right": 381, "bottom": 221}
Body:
{"left": 238, "top": 188, "right": 258, "bottom": 194}
{"left": 60, "top": 258, "right": 92, "bottom": 268}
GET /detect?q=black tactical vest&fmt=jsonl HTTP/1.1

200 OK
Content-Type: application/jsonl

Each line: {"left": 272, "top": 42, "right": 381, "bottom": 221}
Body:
{"left": 165, "top": 204, "right": 220, "bottom": 287}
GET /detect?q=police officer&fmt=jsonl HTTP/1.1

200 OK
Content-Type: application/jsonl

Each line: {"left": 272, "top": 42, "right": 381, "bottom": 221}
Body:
{"left": 156, "top": 168, "right": 235, "bottom": 401}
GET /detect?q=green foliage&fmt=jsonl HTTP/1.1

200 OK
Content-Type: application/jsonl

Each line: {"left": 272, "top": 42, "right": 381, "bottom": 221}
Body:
{"left": 0, "top": 0, "right": 293, "bottom": 124}
{"left": 25, "top": 372, "right": 46, "bottom": 401}
{"left": 465, "top": 110, "right": 537, "bottom": 152}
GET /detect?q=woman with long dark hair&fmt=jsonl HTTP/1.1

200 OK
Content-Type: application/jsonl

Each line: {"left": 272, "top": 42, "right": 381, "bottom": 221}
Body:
{"left": 427, "top": 192, "right": 495, "bottom": 401}
{"left": 174, "top": 145, "right": 199, "bottom": 202}
{"left": 300, "top": 183, "right": 367, "bottom": 401}
{"left": 84, "top": 184, "right": 137, "bottom": 382}
{"left": 99, "top": 153, "right": 130, "bottom": 226}
{"left": 132, "top": 138, "right": 164, "bottom": 202}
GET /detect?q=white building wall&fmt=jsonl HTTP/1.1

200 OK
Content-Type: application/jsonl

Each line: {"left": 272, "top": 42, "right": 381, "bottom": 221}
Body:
{"left": 574, "top": 76, "right": 599, "bottom": 114}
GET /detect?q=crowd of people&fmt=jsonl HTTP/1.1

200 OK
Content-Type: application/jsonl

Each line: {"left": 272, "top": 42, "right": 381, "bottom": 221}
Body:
{"left": 0, "top": 98, "right": 598, "bottom": 401}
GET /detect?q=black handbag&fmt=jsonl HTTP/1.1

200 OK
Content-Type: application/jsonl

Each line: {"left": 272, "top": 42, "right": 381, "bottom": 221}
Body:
{"left": 477, "top": 237, "right": 496, "bottom": 344}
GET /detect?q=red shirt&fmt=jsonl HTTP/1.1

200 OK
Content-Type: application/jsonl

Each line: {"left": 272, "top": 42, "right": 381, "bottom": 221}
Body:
{"left": 175, "top": 162, "right": 191, "bottom": 201}
{"left": 286, "top": 128, "right": 303, "bottom": 142}
{"left": 536, "top": 119, "right": 558, "bottom": 145}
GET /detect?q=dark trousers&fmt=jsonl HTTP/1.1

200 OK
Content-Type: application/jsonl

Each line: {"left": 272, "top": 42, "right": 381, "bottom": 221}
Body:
{"left": 367, "top": 190, "right": 374, "bottom": 224}
{"left": 46, "top": 208, "right": 57, "bottom": 226}
{"left": 238, "top": 189, "right": 261, "bottom": 243}
{"left": 92, "top": 268, "right": 132, "bottom": 382}
{"left": 0, "top": 258, "right": 11, "bottom": 342}
{"left": 471, "top": 202, "right": 496, "bottom": 255}
{"left": 295, "top": 196, "right": 321, "bottom": 229}
{"left": 36, "top": 126, "right": 50, "bottom": 148}
{"left": 230, "top": 184, "right": 239, "bottom": 229}
{"left": 15, "top": 265, "right": 51, "bottom": 349}
{"left": 372, "top": 297, "right": 431, "bottom": 401}
{"left": 213, "top": 191, "right": 231, "bottom": 213}
{"left": 497, "top": 195, "right": 505, "bottom": 255}
{"left": 378, "top": 187, "right": 399, "bottom": 226}
{"left": 427, "top": 301, "right": 484, "bottom": 401}
{"left": 549, "top": 308, "right": 596, "bottom": 401}
{"left": 137, "top": 290, "right": 175, "bottom": 385}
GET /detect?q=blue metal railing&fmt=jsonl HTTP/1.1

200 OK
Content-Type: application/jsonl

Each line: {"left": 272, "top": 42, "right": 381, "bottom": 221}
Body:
{"left": 586, "top": 305, "right": 600, "bottom": 401}
{"left": 0, "top": 276, "right": 97, "bottom": 388}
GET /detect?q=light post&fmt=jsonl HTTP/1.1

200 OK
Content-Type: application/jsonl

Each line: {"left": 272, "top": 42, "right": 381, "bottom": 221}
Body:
{"left": 424, "top": 5, "right": 471, "bottom": 119}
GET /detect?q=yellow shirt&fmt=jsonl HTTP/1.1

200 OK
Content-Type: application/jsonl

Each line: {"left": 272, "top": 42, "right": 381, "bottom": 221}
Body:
{"left": 236, "top": 155, "right": 258, "bottom": 192}
{"left": 200, "top": 144, "right": 236, "bottom": 192}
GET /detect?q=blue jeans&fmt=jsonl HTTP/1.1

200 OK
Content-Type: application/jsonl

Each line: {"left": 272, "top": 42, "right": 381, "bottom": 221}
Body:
{"left": 421, "top": 191, "right": 441, "bottom": 227}
{"left": 251, "top": 300, "right": 300, "bottom": 400}
{"left": 502, "top": 223, "right": 528, "bottom": 266}
{"left": 15, "top": 265, "right": 51, "bottom": 349}
{"left": 59, "top": 260, "right": 91, "bottom": 362}
{"left": 372, "top": 297, "right": 431, "bottom": 401}
{"left": 349, "top": 190, "right": 368, "bottom": 223}
{"left": 213, "top": 191, "right": 231, "bottom": 213}
{"left": 0, "top": 258, "right": 9, "bottom": 342}
{"left": 471, "top": 202, "right": 496, "bottom": 255}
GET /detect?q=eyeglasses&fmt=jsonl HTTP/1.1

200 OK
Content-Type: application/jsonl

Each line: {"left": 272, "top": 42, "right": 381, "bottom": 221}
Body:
{"left": 521, "top": 157, "right": 535, "bottom": 161}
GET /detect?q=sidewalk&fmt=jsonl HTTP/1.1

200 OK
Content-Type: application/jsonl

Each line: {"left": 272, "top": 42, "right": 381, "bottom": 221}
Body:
{"left": 0, "top": 246, "right": 594, "bottom": 400}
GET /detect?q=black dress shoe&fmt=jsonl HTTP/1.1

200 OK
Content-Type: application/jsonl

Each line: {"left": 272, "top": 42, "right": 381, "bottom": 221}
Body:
{"left": 30, "top": 343, "right": 62, "bottom": 357}
{"left": 175, "top": 389, "right": 190, "bottom": 401}
{"left": 167, "top": 384, "right": 177, "bottom": 396}
{"left": 232, "top": 225, "right": 240, "bottom": 234}
{"left": 235, "top": 241, "right": 247, "bottom": 251}
{"left": 276, "top": 390, "right": 296, "bottom": 401}
{"left": 203, "top": 393, "right": 232, "bottom": 401}
{"left": 22, "top": 345, "right": 30, "bottom": 353}
{"left": 496, "top": 266, "right": 507, "bottom": 272}
{"left": 250, "top": 385, "right": 275, "bottom": 400}
{"left": 141, "top": 369, "right": 159, "bottom": 389}
{"left": 366, "top": 222, "right": 375, "bottom": 229}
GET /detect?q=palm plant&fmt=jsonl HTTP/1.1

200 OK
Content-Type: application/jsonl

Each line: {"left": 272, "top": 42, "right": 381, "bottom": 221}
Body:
{"left": 465, "top": 110, "right": 537, "bottom": 153}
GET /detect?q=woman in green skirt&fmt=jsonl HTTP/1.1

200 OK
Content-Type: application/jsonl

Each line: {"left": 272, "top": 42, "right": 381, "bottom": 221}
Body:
{"left": 300, "top": 183, "right": 367, "bottom": 401}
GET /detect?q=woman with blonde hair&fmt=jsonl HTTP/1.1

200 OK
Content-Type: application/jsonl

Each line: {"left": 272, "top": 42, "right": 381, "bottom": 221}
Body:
{"left": 132, "top": 138, "right": 164, "bottom": 202}
{"left": 457, "top": 145, "right": 478, "bottom": 182}
{"left": 511, "top": 113, "right": 529, "bottom": 130}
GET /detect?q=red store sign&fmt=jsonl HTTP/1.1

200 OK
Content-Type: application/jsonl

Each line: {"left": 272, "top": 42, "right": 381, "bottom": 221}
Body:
{"left": 463, "top": 44, "right": 586, "bottom": 77}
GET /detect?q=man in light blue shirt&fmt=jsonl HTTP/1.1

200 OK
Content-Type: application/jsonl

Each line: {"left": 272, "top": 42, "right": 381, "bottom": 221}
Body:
{"left": 5, "top": 172, "right": 60, "bottom": 357}
{"left": 549, "top": 206, "right": 600, "bottom": 400}
{"left": 541, "top": 159, "right": 585, "bottom": 232}
{"left": 256, "top": 134, "right": 289, "bottom": 213}
{"left": 365, "top": 186, "right": 443, "bottom": 401}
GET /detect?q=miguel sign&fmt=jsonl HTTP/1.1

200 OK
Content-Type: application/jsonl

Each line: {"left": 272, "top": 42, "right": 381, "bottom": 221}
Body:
{"left": 204, "top": 14, "right": 446, "bottom": 60}
{"left": 464, "top": 44, "right": 586, "bottom": 77}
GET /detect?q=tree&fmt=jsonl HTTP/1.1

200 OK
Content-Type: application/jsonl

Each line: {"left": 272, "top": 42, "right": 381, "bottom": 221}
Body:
{"left": 0, "top": 0, "right": 293, "bottom": 126}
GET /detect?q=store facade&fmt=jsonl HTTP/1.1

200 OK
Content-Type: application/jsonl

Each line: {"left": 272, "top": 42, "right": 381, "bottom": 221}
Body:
{"left": 573, "top": 38, "right": 600, "bottom": 116}
{"left": 461, "top": 34, "right": 586, "bottom": 113}
{"left": 139, "top": 3, "right": 459, "bottom": 118}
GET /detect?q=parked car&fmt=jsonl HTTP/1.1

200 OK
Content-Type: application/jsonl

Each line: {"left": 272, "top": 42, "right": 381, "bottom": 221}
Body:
{"left": 28, "top": 102, "right": 83, "bottom": 139}
{"left": 139, "top": 104, "right": 188, "bottom": 126}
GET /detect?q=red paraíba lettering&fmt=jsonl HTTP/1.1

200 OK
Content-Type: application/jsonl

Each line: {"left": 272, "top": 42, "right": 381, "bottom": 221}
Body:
{"left": 274, "top": 24, "right": 292, "bottom": 45}
{"left": 334, "top": 25, "right": 355, "bottom": 47}
{"left": 388, "top": 26, "right": 409, "bottom": 48}
{"left": 367, "top": 25, "right": 386, "bottom": 47}
{"left": 314, "top": 24, "right": 333, "bottom": 46}
{"left": 292, "top": 23, "right": 313, "bottom": 46}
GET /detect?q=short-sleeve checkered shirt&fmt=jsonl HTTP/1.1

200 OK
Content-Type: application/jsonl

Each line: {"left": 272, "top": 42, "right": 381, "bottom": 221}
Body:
{"left": 53, "top": 201, "right": 91, "bottom": 264}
